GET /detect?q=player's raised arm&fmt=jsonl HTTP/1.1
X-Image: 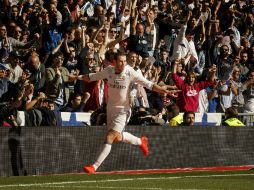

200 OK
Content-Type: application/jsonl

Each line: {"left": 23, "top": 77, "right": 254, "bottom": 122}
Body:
{"left": 77, "top": 74, "right": 90, "bottom": 82}
{"left": 152, "top": 84, "right": 181, "bottom": 97}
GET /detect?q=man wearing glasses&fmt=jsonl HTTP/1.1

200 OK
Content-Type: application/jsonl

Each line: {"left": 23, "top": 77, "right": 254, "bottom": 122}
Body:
{"left": 0, "top": 24, "right": 40, "bottom": 62}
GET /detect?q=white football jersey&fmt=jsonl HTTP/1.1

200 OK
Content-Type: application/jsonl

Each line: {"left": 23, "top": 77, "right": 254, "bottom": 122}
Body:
{"left": 89, "top": 65, "right": 154, "bottom": 108}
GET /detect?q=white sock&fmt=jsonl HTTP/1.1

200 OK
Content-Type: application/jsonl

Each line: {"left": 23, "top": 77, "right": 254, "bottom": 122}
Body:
{"left": 93, "top": 143, "right": 112, "bottom": 170}
{"left": 122, "top": 132, "right": 142, "bottom": 145}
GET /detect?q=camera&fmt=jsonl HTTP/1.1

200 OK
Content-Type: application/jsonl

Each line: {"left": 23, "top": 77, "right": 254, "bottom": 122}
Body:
{"left": 0, "top": 103, "right": 17, "bottom": 121}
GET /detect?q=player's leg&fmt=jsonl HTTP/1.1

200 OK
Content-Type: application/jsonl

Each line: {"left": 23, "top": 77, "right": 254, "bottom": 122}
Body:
{"left": 120, "top": 109, "right": 149, "bottom": 156}
{"left": 121, "top": 131, "right": 141, "bottom": 145}
{"left": 121, "top": 132, "right": 149, "bottom": 157}
{"left": 83, "top": 109, "right": 148, "bottom": 174}
{"left": 84, "top": 110, "right": 123, "bottom": 174}
{"left": 84, "top": 129, "right": 119, "bottom": 174}
{"left": 94, "top": 129, "right": 122, "bottom": 170}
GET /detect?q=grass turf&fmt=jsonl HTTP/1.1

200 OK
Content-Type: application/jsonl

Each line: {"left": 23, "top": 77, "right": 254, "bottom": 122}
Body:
{"left": 0, "top": 170, "right": 254, "bottom": 190}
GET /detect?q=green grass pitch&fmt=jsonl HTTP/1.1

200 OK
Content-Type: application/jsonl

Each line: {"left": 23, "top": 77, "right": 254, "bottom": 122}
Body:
{"left": 0, "top": 170, "right": 254, "bottom": 190}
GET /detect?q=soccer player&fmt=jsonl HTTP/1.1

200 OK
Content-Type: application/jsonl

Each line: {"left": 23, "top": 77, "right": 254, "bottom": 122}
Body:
{"left": 78, "top": 52, "right": 180, "bottom": 174}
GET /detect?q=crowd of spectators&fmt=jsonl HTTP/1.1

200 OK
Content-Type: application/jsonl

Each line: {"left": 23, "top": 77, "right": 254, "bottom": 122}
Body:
{"left": 0, "top": 0, "right": 253, "bottom": 126}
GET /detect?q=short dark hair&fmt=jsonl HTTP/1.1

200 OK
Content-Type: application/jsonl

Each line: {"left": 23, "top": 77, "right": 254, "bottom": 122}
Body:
{"left": 116, "top": 50, "right": 127, "bottom": 58}
{"left": 43, "top": 98, "right": 55, "bottom": 105}
{"left": 105, "top": 49, "right": 118, "bottom": 61}
{"left": 68, "top": 42, "right": 77, "bottom": 51}
{"left": 183, "top": 111, "right": 195, "bottom": 120}
{"left": 53, "top": 51, "right": 64, "bottom": 59}
{"left": 167, "top": 104, "right": 180, "bottom": 119}
{"left": 69, "top": 92, "right": 82, "bottom": 102}
{"left": 0, "top": 23, "right": 6, "bottom": 28}
{"left": 186, "top": 28, "right": 194, "bottom": 36}
{"left": 225, "top": 107, "right": 238, "bottom": 118}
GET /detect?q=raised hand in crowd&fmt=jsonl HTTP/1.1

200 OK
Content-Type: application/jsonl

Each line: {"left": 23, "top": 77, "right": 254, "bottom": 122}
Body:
{"left": 242, "top": 72, "right": 254, "bottom": 89}
{"left": 228, "top": 77, "right": 238, "bottom": 95}
{"left": 0, "top": 69, "right": 10, "bottom": 78}
{"left": 185, "top": 10, "right": 192, "bottom": 25}
{"left": 25, "top": 91, "right": 47, "bottom": 110}
{"left": 24, "top": 83, "right": 34, "bottom": 98}
{"left": 2, "top": 35, "right": 10, "bottom": 49}
{"left": 207, "top": 64, "right": 217, "bottom": 82}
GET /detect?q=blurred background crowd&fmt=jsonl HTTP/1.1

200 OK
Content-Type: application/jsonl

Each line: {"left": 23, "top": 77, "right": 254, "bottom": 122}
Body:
{"left": 0, "top": 0, "right": 253, "bottom": 126}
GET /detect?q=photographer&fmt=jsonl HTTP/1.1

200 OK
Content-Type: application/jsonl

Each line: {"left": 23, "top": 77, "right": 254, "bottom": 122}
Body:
{"left": 129, "top": 106, "right": 165, "bottom": 126}
{"left": 0, "top": 104, "right": 20, "bottom": 127}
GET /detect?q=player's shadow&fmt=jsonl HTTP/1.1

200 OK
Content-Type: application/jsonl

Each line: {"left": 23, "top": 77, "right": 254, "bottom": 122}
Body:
{"left": 8, "top": 127, "right": 27, "bottom": 176}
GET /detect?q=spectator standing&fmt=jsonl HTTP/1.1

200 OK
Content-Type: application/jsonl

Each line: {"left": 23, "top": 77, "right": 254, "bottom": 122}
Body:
{"left": 83, "top": 65, "right": 108, "bottom": 112}
{"left": 63, "top": 43, "right": 80, "bottom": 93}
{"left": 26, "top": 52, "right": 45, "bottom": 95}
{"left": 45, "top": 51, "right": 74, "bottom": 109}
{"left": 127, "top": 51, "right": 149, "bottom": 108}
{"left": 172, "top": 60, "right": 216, "bottom": 112}
{"left": 213, "top": 44, "right": 234, "bottom": 80}
{"left": 241, "top": 71, "right": 254, "bottom": 113}
{"left": 0, "top": 69, "right": 30, "bottom": 104}
{"left": 145, "top": 8, "right": 160, "bottom": 56}
{"left": 0, "top": 24, "right": 39, "bottom": 63}
{"left": 238, "top": 51, "right": 250, "bottom": 82}
{"left": 40, "top": 4, "right": 71, "bottom": 63}
{"left": 229, "top": 67, "right": 244, "bottom": 111}
{"left": 6, "top": 51, "right": 23, "bottom": 84}
{"left": 218, "top": 67, "right": 244, "bottom": 112}
{"left": 128, "top": 12, "right": 151, "bottom": 57}
{"left": 75, "top": 52, "right": 96, "bottom": 94}
{"left": 205, "top": 80, "right": 220, "bottom": 113}
{"left": 161, "top": 59, "right": 186, "bottom": 87}
{"left": 170, "top": 11, "right": 198, "bottom": 69}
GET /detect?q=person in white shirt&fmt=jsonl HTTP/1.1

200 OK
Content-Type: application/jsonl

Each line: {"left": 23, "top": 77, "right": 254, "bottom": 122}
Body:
{"left": 78, "top": 52, "right": 179, "bottom": 173}
{"left": 6, "top": 51, "right": 23, "bottom": 84}
{"left": 127, "top": 51, "right": 149, "bottom": 108}
{"left": 170, "top": 12, "right": 198, "bottom": 68}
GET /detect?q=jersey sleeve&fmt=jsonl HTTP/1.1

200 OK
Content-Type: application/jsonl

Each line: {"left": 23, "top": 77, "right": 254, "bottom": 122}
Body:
{"left": 131, "top": 68, "right": 154, "bottom": 90}
{"left": 89, "top": 66, "right": 112, "bottom": 81}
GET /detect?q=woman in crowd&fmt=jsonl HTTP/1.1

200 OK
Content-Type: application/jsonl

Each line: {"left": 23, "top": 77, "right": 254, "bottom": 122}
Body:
{"left": 172, "top": 59, "right": 216, "bottom": 112}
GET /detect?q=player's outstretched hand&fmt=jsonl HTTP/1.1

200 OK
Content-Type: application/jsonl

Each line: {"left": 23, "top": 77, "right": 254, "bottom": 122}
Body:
{"left": 77, "top": 75, "right": 90, "bottom": 82}
{"left": 166, "top": 89, "right": 182, "bottom": 98}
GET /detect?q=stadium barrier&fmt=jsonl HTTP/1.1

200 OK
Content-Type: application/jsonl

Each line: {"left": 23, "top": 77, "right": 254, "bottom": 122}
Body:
{"left": 1, "top": 126, "right": 254, "bottom": 176}
{"left": 17, "top": 111, "right": 254, "bottom": 126}
{"left": 238, "top": 113, "right": 254, "bottom": 126}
